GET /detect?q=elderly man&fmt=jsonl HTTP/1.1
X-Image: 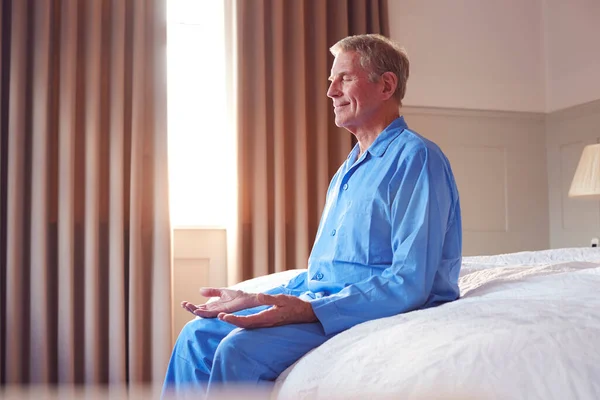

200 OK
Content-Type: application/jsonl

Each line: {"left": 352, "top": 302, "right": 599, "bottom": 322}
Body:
{"left": 162, "top": 34, "right": 462, "bottom": 396}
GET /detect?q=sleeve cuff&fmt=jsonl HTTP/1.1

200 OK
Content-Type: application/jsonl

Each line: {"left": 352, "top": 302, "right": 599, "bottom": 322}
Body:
{"left": 310, "top": 297, "right": 345, "bottom": 336}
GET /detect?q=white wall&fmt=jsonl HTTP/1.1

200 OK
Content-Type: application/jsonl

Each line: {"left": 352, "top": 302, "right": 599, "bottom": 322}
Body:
{"left": 387, "top": 0, "right": 600, "bottom": 113}
{"left": 544, "top": 0, "right": 600, "bottom": 112}
{"left": 388, "top": 0, "right": 546, "bottom": 112}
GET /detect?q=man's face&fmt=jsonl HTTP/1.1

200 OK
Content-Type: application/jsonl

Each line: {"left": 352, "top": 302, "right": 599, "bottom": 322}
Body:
{"left": 327, "top": 51, "right": 383, "bottom": 131}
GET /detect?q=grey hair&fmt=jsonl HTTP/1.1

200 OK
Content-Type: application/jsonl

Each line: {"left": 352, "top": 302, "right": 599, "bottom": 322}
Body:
{"left": 330, "top": 34, "right": 410, "bottom": 106}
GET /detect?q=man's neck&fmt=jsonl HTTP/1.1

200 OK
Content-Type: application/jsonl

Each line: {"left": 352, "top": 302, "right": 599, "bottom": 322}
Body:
{"left": 354, "top": 110, "right": 400, "bottom": 158}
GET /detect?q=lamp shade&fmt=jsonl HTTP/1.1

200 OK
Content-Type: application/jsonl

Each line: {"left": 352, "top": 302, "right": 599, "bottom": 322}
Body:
{"left": 569, "top": 143, "right": 600, "bottom": 198}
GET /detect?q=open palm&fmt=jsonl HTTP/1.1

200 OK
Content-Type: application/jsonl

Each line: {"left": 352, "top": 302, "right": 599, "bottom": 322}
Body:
{"left": 181, "top": 288, "right": 260, "bottom": 318}
{"left": 218, "top": 293, "right": 318, "bottom": 328}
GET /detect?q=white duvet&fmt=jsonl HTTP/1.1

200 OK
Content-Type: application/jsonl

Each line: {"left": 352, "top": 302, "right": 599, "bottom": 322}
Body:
{"left": 233, "top": 248, "right": 600, "bottom": 400}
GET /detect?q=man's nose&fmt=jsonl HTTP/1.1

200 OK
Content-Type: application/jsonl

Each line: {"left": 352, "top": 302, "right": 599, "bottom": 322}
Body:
{"left": 327, "top": 81, "right": 340, "bottom": 98}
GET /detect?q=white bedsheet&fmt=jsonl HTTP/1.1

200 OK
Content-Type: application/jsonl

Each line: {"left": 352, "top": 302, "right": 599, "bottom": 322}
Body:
{"left": 232, "top": 248, "right": 600, "bottom": 400}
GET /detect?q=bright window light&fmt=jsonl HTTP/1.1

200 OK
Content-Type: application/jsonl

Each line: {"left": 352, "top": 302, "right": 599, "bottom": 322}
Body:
{"left": 167, "top": 0, "right": 232, "bottom": 228}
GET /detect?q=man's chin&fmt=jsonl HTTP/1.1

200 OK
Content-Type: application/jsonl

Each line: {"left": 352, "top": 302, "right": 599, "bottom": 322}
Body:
{"left": 334, "top": 116, "right": 347, "bottom": 128}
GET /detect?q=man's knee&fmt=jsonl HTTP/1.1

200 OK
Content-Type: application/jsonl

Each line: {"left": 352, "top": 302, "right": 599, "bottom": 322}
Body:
{"left": 173, "top": 317, "right": 234, "bottom": 369}
{"left": 213, "top": 327, "right": 249, "bottom": 361}
{"left": 177, "top": 318, "right": 209, "bottom": 343}
{"left": 178, "top": 317, "right": 232, "bottom": 342}
{"left": 213, "top": 328, "right": 279, "bottom": 380}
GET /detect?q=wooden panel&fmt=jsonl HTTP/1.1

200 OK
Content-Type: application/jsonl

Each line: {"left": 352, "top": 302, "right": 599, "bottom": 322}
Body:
{"left": 172, "top": 228, "right": 227, "bottom": 345}
{"left": 403, "top": 106, "right": 548, "bottom": 256}
{"left": 172, "top": 258, "right": 210, "bottom": 342}
{"left": 444, "top": 146, "right": 507, "bottom": 232}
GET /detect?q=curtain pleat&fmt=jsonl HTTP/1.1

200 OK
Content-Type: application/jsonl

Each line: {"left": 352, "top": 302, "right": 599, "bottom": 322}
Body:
{"left": 29, "top": 0, "right": 52, "bottom": 385}
{"left": 107, "top": 0, "right": 127, "bottom": 384}
{"left": 130, "top": 0, "right": 155, "bottom": 383}
{"left": 148, "top": 0, "right": 171, "bottom": 378}
{"left": 83, "top": 0, "right": 103, "bottom": 383}
{"left": 271, "top": 0, "right": 286, "bottom": 278}
{"left": 232, "top": 0, "right": 389, "bottom": 283}
{"left": 56, "top": 0, "right": 77, "bottom": 384}
{"left": 0, "top": 0, "right": 8, "bottom": 385}
{"left": 147, "top": 0, "right": 171, "bottom": 383}
{"left": 0, "top": 0, "right": 171, "bottom": 387}
{"left": 5, "top": 0, "right": 28, "bottom": 384}
{"left": 289, "top": 0, "right": 310, "bottom": 275}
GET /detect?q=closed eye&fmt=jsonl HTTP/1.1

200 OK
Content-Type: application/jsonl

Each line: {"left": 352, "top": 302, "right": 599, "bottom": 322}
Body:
{"left": 328, "top": 74, "right": 353, "bottom": 83}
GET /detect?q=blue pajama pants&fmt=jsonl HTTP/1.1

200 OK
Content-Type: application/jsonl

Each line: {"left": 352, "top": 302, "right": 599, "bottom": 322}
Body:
{"left": 161, "top": 286, "right": 335, "bottom": 398}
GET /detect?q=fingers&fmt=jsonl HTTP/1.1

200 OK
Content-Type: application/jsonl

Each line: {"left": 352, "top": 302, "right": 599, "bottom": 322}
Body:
{"left": 181, "top": 300, "right": 216, "bottom": 318}
{"left": 181, "top": 301, "right": 200, "bottom": 316}
{"left": 191, "top": 303, "right": 221, "bottom": 318}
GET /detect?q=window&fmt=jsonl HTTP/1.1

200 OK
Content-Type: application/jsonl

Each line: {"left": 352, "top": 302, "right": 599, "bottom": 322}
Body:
{"left": 167, "top": 0, "right": 233, "bottom": 228}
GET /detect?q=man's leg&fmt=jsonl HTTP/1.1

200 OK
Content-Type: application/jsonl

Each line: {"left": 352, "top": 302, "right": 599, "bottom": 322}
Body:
{"left": 162, "top": 286, "right": 292, "bottom": 397}
{"left": 162, "top": 316, "right": 235, "bottom": 397}
{"left": 206, "top": 321, "right": 336, "bottom": 395}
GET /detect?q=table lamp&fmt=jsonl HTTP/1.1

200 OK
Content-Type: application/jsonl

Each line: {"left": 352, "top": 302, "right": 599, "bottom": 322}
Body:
{"left": 569, "top": 143, "right": 600, "bottom": 199}
{"left": 569, "top": 143, "right": 600, "bottom": 247}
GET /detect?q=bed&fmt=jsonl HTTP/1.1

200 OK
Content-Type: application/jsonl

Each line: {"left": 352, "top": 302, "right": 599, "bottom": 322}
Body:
{"left": 229, "top": 247, "right": 600, "bottom": 400}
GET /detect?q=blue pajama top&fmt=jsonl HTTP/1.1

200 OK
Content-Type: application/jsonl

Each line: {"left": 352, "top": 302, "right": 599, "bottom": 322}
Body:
{"left": 284, "top": 116, "right": 462, "bottom": 335}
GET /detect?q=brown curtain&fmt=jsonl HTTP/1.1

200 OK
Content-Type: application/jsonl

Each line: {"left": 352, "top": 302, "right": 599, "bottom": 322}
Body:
{"left": 0, "top": 0, "right": 172, "bottom": 386}
{"left": 231, "top": 0, "right": 389, "bottom": 283}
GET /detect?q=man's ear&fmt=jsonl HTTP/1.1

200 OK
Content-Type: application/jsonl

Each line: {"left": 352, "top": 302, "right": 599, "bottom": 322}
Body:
{"left": 381, "top": 72, "right": 398, "bottom": 100}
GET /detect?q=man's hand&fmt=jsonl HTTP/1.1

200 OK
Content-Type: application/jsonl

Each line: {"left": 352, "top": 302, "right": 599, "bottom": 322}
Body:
{"left": 181, "top": 288, "right": 261, "bottom": 318}
{"left": 218, "top": 293, "right": 318, "bottom": 329}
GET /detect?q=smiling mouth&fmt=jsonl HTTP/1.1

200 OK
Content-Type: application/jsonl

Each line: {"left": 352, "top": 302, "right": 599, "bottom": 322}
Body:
{"left": 334, "top": 103, "right": 350, "bottom": 110}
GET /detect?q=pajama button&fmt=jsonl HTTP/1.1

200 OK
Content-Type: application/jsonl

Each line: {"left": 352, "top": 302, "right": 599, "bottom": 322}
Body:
{"left": 342, "top": 183, "right": 348, "bottom": 190}
{"left": 316, "top": 273, "right": 324, "bottom": 280}
{"left": 331, "top": 229, "right": 336, "bottom": 236}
